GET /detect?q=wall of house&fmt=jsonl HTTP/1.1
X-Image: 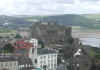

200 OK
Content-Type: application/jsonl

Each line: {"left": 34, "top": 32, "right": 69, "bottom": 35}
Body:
{"left": 37, "top": 54, "right": 57, "bottom": 70}
{"left": 0, "top": 61, "right": 18, "bottom": 70}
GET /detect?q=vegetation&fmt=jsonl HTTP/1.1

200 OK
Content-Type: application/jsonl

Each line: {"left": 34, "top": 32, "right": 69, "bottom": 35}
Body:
{"left": 61, "top": 36, "right": 75, "bottom": 59}
{"left": 62, "top": 44, "right": 74, "bottom": 59}
{"left": 1, "top": 43, "right": 14, "bottom": 53}
{"left": 0, "top": 28, "right": 16, "bottom": 37}
{"left": 90, "top": 47, "right": 100, "bottom": 59}
{"left": 15, "top": 34, "right": 22, "bottom": 38}
{"left": 38, "top": 40, "right": 45, "bottom": 48}
{"left": 88, "top": 47, "right": 100, "bottom": 70}
{"left": 84, "top": 14, "right": 100, "bottom": 20}
{"left": 0, "top": 14, "right": 100, "bottom": 29}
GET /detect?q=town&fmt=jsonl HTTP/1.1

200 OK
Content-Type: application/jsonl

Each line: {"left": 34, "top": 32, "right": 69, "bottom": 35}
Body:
{"left": 0, "top": 0, "right": 100, "bottom": 70}
{"left": 0, "top": 21, "right": 99, "bottom": 70}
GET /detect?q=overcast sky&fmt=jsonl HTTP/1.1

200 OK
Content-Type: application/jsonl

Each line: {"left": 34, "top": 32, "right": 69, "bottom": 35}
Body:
{"left": 0, "top": 0, "right": 100, "bottom": 15}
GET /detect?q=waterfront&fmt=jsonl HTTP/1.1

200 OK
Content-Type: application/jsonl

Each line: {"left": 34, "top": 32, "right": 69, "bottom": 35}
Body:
{"left": 72, "top": 29, "right": 100, "bottom": 47}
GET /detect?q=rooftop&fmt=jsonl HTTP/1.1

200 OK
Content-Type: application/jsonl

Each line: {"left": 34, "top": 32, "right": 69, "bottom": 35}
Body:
{"left": 0, "top": 55, "right": 18, "bottom": 62}
{"left": 37, "top": 48, "right": 57, "bottom": 55}
{"left": 13, "top": 40, "right": 33, "bottom": 49}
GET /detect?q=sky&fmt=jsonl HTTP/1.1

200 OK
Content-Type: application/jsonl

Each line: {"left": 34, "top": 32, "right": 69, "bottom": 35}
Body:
{"left": 0, "top": 0, "right": 100, "bottom": 15}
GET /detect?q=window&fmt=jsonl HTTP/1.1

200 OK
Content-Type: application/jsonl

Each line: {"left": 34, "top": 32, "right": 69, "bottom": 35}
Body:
{"left": 44, "top": 60, "right": 46, "bottom": 64}
{"left": 35, "top": 59, "right": 37, "bottom": 64}
{"left": 1, "top": 63, "right": 3, "bottom": 67}
{"left": 54, "top": 64, "right": 56, "bottom": 67}
{"left": 48, "top": 59, "right": 50, "bottom": 63}
{"left": 51, "top": 64, "right": 53, "bottom": 68}
{"left": 40, "top": 56, "right": 42, "bottom": 60}
{"left": 32, "top": 48, "right": 34, "bottom": 53}
{"left": 40, "top": 65, "right": 42, "bottom": 68}
{"left": 5, "top": 62, "right": 8, "bottom": 67}
{"left": 40, "top": 60, "right": 43, "bottom": 64}
{"left": 48, "top": 55, "right": 50, "bottom": 58}
{"left": 9, "top": 62, "right": 12, "bottom": 66}
{"left": 48, "top": 64, "right": 50, "bottom": 68}
{"left": 54, "top": 59, "right": 57, "bottom": 62}
{"left": 44, "top": 56, "right": 46, "bottom": 59}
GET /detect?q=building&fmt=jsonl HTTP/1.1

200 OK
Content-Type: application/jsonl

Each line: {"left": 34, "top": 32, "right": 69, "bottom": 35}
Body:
{"left": 13, "top": 40, "right": 33, "bottom": 56}
{"left": 73, "top": 48, "right": 92, "bottom": 70}
{"left": 31, "top": 21, "right": 72, "bottom": 47}
{"left": 17, "top": 28, "right": 31, "bottom": 39}
{"left": 18, "top": 56, "right": 35, "bottom": 70}
{"left": 0, "top": 38, "right": 37, "bottom": 70}
{"left": 0, "top": 55, "right": 18, "bottom": 70}
{"left": 29, "top": 38, "right": 38, "bottom": 67}
{"left": 36, "top": 48, "right": 58, "bottom": 70}
{"left": 28, "top": 38, "right": 58, "bottom": 70}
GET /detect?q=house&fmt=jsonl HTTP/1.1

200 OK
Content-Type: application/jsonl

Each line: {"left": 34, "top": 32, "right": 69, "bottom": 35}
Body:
{"left": 28, "top": 38, "right": 58, "bottom": 70}
{"left": 13, "top": 40, "right": 33, "bottom": 56}
{"left": 0, "top": 55, "right": 18, "bottom": 70}
{"left": 36, "top": 48, "right": 58, "bottom": 70}
{"left": 17, "top": 28, "right": 31, "bottom": 39}
{"left": 18, "top": 56, "right": 35, "bottom": 70}
{"left": 0, "top": 38, "right": 38, "bottom": 70}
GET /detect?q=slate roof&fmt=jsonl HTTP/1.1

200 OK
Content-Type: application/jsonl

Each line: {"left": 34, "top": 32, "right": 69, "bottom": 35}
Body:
{"left": 18, "top": 56, "right": 35, "bottom": 70}
{"left": 0, "top": 55, "right": 18, "bottom": 62}
{"left": 37, "top": 48, "right": 57, "bottom": 55}
{"left": 18, "top": 56, "right": 33, "bottom": 65}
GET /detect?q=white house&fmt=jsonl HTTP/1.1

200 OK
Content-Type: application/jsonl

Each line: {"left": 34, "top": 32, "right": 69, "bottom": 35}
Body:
{"left": 28, "top": 38, "right": 58, "bottom": 70}
{"left": 36, "top": 48, "right": 58, "bottom": 70}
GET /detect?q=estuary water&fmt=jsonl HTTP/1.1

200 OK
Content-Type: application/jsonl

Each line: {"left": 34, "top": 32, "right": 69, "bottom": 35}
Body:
{"left": 72, "top": 29, "right": 100, "bottom": 47}
{"left": 80, "top": 37, "right": 100, "bottom": 47}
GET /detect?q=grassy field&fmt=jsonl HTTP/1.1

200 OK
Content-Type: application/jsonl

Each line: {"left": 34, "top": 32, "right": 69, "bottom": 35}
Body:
{"left": 0, "top": 28, "right": 16, "bottom": 37}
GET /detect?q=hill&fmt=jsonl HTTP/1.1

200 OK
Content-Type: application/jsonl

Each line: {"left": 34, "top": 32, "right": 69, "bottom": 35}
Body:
{"left": 0, "top": 14, "right": 99, "bottom": 29}
{"left": 83, "top": 14, "right": 100, "bottom": 21}
{"left": 0, "top": 15, "right": 32, "bottom": 29}
{"left": 39, "top": 14, "right": 99, "bottom": 29}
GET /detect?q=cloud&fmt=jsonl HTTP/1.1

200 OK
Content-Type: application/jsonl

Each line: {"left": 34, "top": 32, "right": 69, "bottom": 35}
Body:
{"left": 0, "top": 0, "right": 99, "bottom": 15}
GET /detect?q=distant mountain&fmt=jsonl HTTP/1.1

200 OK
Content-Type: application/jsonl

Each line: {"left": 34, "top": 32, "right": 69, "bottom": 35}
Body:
{"left": 83, "top": 14, "right": 100, "bottom": 23}
{"left": 83, "top": 14, "right": 100, "bottom": 20}
{"left": 39, "top": 14, "right": 99, "bottom": 29}
{"left": 0, "top": 15, "right": 32, "bottom": 29}
{"left": 0, "top": 14, "right": 100, "bottom": 29}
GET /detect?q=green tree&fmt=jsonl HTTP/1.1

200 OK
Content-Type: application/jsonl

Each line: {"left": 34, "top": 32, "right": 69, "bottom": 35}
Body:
{"left": 62, "top": 44, "right": 74, "bottom": 59}
{"left": 38, "top": 40, "right": 45, "bottom": 48}
{"left": 15, "top": 34, "right": 22, "bottom": 38}
{"left": 3, "top": 43, "right": 14, "bottom": 53}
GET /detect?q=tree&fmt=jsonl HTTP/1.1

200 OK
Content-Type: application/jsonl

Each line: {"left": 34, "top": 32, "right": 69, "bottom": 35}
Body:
{"left": 3, "top": 43, "right": 14, "bottom": 53}
{"left": 65, "top": 36, "right": 74, "bottom": 44}
{"left": 62, "top": 44, "right": 74, "bottom": 59}
{"left": 15, "top": 34, "right": 22, "bottom": 38}
{"left": 38, "top": 40, "right": 45, "bottom": 48}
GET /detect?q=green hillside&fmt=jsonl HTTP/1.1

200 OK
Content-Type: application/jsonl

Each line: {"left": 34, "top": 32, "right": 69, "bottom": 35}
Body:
{"left": 0, "top": 14, "right": 100, "bottom": 29}
{"left": 38, "top": 14, "right": 99, "bottom": 29}
{"left": 14, "top": 14, "right": 100, "bottom": 29}
{"left": 83, "top": 14, "right": 100, "bottom": 21}
{"left": 23, "top": 14, "right": 100, "bottom": 29}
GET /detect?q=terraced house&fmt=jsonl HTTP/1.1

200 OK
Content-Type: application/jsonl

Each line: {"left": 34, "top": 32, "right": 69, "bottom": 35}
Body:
{"left": 0, "top": 55, "right": 18, "bottom": 70}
